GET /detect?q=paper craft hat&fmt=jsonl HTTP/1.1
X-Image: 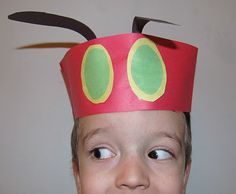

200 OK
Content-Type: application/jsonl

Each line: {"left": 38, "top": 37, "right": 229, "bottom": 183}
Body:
{"left": 9, "top": 12, "right": 198, "bottom": 118}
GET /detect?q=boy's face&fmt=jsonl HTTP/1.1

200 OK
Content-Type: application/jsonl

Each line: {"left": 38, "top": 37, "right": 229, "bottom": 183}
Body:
{"left": 73, "top": 110, "right": 191, "bottom": 194}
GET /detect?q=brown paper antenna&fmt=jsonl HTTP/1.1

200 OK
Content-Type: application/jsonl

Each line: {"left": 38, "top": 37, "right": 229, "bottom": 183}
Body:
{"left": 8, "top": 11, "right": 97, "bottom": 41}
{"left": 132, "top": 16, "right": 178, "bottom": 33}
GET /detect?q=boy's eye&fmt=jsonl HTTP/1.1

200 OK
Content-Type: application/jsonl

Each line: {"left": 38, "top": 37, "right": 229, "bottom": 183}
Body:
{"left": 148, "top": 149, "right": 173, "bottom": 160}
{"left": 90, "top": 148, "right": 115, "bottom": 160}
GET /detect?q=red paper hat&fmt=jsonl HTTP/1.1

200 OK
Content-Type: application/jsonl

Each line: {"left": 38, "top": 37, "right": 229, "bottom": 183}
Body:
{"left": 9, "top": 12, "right": 198, "bottom": 118}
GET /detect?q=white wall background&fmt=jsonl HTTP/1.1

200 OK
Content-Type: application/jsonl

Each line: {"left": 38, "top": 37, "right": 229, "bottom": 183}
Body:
{"left": 1, "top": 0, "right": 235, "bottom": 193}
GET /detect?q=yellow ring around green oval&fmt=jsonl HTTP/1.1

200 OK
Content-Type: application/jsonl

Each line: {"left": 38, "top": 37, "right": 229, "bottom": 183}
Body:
{"left": 127, "top": 38, "right": 167, "bottom": 102}
{"left": 81, "top": 44, "right": 114, "bottom": 104}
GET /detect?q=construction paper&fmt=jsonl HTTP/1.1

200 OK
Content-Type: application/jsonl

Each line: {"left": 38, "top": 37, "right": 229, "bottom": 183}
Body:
{"left": 81, "top": 44, "right": 114, "bottom": 103}
{"left": 132, "top": 16, "right": 178, "bottom": 33}
{"left": 127, "top": 37, "right": 167, "bottom": 102}
{"left": 8, "top": 12, "right": 96, "bottom": 41}
{"left": 17, "top": 42, "right": 78, "bottom": 49}
{"left": 8, "top": 11, "right": 198, "bottom": 119}
{"left": 61, "top": 33, "right": 198, "bottom": 118}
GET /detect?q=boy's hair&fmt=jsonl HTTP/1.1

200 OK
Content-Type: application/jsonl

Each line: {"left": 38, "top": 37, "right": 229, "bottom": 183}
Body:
{"left": 71, "top": 112, "right": 192, "bottom": 168}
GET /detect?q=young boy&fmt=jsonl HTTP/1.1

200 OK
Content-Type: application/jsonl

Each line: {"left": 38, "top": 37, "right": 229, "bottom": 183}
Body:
{"left": 71, "top": 111, "right": 192, "bottom": 193}
{"left": 9, "top": 12, "right": 197, "bottom": 194}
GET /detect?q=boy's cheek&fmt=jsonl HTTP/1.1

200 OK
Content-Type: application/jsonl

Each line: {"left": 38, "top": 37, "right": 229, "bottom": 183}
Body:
{"left": 78, "top": 167, "right": 114, "bottom": 194}
{"left": 156, "top": 167, "right": 187, "bottom": 194}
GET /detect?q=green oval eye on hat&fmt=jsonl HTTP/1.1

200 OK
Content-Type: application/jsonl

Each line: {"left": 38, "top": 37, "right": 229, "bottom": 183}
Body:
{"left": 127, "top": 38, "right": 167, "bottom": 102}
{"left": 81, "top": 44, "right": 114, "bottom": 104}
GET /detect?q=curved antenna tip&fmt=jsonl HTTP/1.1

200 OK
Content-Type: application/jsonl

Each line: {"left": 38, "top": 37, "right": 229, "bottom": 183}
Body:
{"left": 132, "top": 16, "right": 179, "bottom": 33}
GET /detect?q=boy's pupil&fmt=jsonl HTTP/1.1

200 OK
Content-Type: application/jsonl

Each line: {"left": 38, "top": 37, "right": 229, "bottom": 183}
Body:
{"left": 148, "top": 151, "right": 158, "bottom": 159}
{"left": 94, "top": 149, "right": 101, "bottom": 158}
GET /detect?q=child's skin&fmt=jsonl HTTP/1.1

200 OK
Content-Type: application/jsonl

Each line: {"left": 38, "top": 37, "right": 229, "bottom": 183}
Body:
{"left": 73, "top": 110, "right": 191, "bottom": 194}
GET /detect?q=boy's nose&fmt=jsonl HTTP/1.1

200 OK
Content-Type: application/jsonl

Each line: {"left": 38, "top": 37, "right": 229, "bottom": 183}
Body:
{"left": 115, "top": 156, "right": 150, "bottom": 190}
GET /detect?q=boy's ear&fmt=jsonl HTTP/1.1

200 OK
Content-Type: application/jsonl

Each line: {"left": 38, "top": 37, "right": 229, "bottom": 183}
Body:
{"left": 72, "top": 161, "right": 81, "bottom": 194}
{"left": 183, "top": 161, "right": 192, "bottom": 193}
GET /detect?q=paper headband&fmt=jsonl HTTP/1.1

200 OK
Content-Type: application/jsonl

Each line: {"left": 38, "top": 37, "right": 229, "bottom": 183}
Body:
{"left": 9, "top": 12, "right": 198, "bottom": 118}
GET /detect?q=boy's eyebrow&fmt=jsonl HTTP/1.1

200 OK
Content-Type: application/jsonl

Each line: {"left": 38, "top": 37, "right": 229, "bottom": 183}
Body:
{"left": 81, "top": 127, "right": 108, "bottom": 146}
{"left": 150, "top": 131, "right": 183, "bottom": 149}
{"left": 80, "top": 127, "right": 183, "bottom": 149}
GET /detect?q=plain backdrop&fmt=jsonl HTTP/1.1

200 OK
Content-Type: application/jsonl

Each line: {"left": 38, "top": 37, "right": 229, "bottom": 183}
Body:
{"left": 1, "top": 0, "right": 236, "bottom": 193}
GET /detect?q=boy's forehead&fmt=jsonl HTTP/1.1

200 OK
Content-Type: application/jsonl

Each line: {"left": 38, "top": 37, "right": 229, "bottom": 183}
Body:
{"left": 78, "top": 110, "right": 186, "bottom": 140}
{"left": 79, "top": 110, "right": 186, "bottom": 125}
